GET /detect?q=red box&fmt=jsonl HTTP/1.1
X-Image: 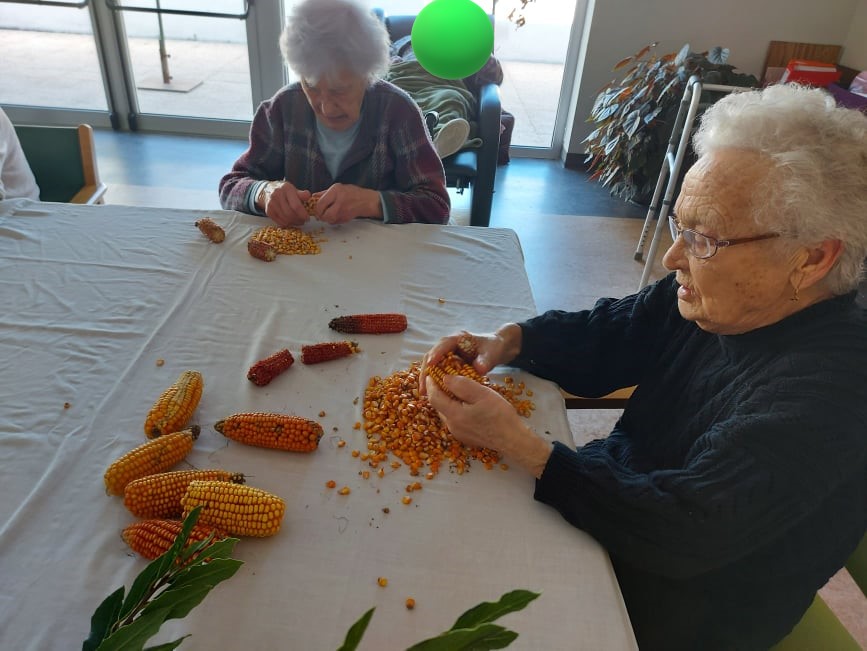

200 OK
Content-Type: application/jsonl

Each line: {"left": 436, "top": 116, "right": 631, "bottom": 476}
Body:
{"left": 780, "top": 59, "right": 842, "bottom": 87}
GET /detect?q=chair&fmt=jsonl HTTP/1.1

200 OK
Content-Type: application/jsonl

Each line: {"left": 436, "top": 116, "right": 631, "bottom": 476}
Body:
{"left": 13, "top": 124, "right": 107, "bottom": 204}
{"left": 377, "top": 10, "right": 502, "bottom": 227}
{"left": 562, "top": 386, "right": 635, "bottom": 409}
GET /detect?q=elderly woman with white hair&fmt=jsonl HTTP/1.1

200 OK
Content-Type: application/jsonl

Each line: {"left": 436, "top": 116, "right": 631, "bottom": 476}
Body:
{"left": 219, "top": 0, "right": 449, "bottom": 226}
{"left": 420, "top": 83, "right": 867, "bottom": 650}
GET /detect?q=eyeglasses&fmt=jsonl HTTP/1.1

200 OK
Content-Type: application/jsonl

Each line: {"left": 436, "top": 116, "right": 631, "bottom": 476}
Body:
{"left": 668, "top": 216, "right": 780, "bottom": 259}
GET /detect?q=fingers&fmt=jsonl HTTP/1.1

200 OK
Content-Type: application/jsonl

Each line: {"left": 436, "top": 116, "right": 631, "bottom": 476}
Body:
{"left": 265, "top": 183, "right": 310, "bottom": 227}
{"left": 419, "top": 332, "right": 465, "bottom": 395}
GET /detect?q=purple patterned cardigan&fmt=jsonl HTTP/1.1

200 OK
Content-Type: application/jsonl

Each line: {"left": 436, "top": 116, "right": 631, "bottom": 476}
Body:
{"left": 219, "top": 80, "right": 450, "bottom": 224}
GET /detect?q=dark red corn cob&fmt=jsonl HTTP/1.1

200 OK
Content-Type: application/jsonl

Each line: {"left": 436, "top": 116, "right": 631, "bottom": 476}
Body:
{"left": 247, "top": 348, "right": 295, "bottom": 386}
{"left": 301, "top": 341, "right": 360, "bottom": 365}
{"left": 328, "top": 313, "right": 407, "bottom": 334}
{"left": 247, "top": 238, "right": 276, "bottom": 262}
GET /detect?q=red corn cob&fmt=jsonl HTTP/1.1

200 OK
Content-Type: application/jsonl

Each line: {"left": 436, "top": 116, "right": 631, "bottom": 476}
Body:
{"left": 426, "top": 352, "right": 489, "bottom": 400}
{"left": 301, "top": 341, "right": 360, "bottom": 365}
{"left": 328, "top": 313, "right": 407, "bottom": 334}
{"left": 195, "top": 217, "right": 225, "bottom": 243}
{"left": 247, "top": 348, "right": 295, "bottom": 386}
{"left": 247, "top": 238, "right": 276, "bottom": 262}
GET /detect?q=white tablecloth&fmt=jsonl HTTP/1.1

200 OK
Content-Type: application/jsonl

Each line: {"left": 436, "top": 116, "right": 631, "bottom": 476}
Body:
{"left": 0, "top": 199, "right": 636, "bottom": 650}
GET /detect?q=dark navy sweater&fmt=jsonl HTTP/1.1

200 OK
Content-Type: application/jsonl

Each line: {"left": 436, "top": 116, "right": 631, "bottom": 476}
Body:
{"left": 515, "top": 273, "right": 867, "bottom": 650}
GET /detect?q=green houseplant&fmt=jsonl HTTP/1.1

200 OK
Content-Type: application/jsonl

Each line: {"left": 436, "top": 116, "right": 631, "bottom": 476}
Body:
{"left": 583, "top": 42, "right": 759, "bottom": 205}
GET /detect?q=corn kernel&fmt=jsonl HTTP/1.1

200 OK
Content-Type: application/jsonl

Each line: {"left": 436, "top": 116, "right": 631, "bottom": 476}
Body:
{"left": 402, "top": 496, "right": 412, "bottom": 505}
{"left": 326, "top": 480, "right": 336, "bottom": 489}
{"left": 377, "top": 577, "right": 388, "bottom": 587}
{"left": 405, "top": 597, "right": 416, "bottom": 609}
{"left": 338, "top": 486, "right": 351, "bottom": 495}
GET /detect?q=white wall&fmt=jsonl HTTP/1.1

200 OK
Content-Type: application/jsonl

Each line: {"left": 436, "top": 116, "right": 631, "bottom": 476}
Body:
{"left": 564, "top": 0, "right": 862, "bottom": 156}
{"left": 841, "top": 0, "right": 867, "bottom": 69}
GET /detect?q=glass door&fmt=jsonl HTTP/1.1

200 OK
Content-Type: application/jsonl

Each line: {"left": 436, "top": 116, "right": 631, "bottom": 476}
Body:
{"left": 0, "top": 0, "right": 284, "bottom": 137}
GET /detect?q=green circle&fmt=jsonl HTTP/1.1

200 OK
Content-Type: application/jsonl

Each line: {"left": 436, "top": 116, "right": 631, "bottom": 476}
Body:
{"left": 411, "top": 0, "right": 494, "bottom": 80}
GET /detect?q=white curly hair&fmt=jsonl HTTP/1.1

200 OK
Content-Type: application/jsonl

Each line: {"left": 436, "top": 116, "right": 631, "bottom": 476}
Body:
{"left": 693, "top": 83, "right": 867, "bottom": 294}
{"left": 279, "top": 0, "right": 390, "bottom": 85}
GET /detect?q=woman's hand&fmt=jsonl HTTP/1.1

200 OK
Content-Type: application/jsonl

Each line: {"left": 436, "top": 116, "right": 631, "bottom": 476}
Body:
{"left": 425, "top": 374, "right": 552, "bottom": 478}
{"left": 259, "top": 181, "right": 311, "bottom": 227}
{"left": 313, "top": 183, "right": 383, "bottom": 224}
{"left": 419, "top": 325, "right": 523, "bottom": 395}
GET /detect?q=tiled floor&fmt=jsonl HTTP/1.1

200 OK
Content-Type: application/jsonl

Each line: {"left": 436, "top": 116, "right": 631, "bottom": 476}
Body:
{"left": 72, "top": 129, "right": 867, "bottom": 649}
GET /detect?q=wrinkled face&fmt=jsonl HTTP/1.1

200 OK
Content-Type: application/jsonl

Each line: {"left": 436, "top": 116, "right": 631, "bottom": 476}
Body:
{"left": 662, "top": 149, "right": 798, "bottom": 335}
{"left": 301, "top": 69, "right": 366, "bottom": 131}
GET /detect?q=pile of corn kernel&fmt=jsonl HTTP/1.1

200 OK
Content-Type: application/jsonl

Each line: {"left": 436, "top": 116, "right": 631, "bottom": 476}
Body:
{"left": 250, "top": 226, "right": 325, "bottom": 255}
{"left": 360, "top": 362, "right": 535, "bottom": 478}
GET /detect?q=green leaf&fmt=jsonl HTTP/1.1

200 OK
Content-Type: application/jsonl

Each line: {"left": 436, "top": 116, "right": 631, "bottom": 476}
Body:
{"left": 406, "top": 623, "right": 518, "bottom": 651}
{"left": 143, "top": 637, "right": 189, "bottom": 651}
{"left": 337, "top": 606, "right": 375, "bottom": 651}
{"left": 163, "top": 557, "right": 243, "bottom": 597}
{"left": 141, "top": 583, "right": 213, "bottom": 623}
{"left": 83, "top": 586, "right": 125, "bottom": 651}
{"left": 95, "top": 605, "right": 173, "bottom": 651}
{"left": 119, "top": 508, "right": 203, "bottom": 622}
{"left": 451, "top": 590, "right": 541, "bottom": 630}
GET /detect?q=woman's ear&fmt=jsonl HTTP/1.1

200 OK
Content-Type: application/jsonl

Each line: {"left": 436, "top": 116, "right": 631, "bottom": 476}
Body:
{"left": 794, "top": 239, "right": 844, "bottom": 290}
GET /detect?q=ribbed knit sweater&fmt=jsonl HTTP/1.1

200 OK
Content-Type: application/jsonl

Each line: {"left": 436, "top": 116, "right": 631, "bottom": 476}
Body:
{"left": 515, "top": 273, "right": 867, "bottom": 650}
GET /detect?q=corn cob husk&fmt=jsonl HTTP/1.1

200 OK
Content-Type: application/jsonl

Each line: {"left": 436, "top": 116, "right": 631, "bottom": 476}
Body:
{"left": 181, "top": 480, "right": 286, "bottom": 537}
{"left": 247, "top": 348, "right": 295, "bottom": 386}
{"left": 194, "top": 217, "right": 225, "bottom": 243}
{"left": 300, "top": 341, "right": 359, "bottom": 365}
{"left": 104, "top": 426, "right": 200, "bottom": 496}
{"left": 122, "top": 518, "right": 228, "bottom": 561}
{"left": 144, "top": 370, "right": 203, "bottom": 439}
{"left": 328, "top": 313, "right": 407, "bottom": 334}
{"left": 215, "top": 412, "right": 322, "bottom": 452}
{"left": 123, "top": 469, "right": 246, "bottom": 518}
{"left": 426, "top": 352, "right": 489, "bottom": 400}
{"left": 247, "top": 238, "right": 277, "bottom": 262}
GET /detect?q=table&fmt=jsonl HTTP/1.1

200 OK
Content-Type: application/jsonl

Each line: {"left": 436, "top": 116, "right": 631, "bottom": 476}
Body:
{"left": 0, "top": 199, "right": 636, "bottom": 650}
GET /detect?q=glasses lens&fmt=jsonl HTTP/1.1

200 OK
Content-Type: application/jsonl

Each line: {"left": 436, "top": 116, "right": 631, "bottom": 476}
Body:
{"left": 684, "top": 231, "right": 715, "bottom": 258}
{"left": 668, "top": 216, "right": 679, "bottom": 241}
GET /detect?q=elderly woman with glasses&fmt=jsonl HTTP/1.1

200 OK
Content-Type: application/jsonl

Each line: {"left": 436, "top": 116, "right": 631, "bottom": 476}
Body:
{"left": 420, "top": 83, "right": 867, "bottom": 650}
{"left": 219, "top": 0, "right": 449, "bottom": 226}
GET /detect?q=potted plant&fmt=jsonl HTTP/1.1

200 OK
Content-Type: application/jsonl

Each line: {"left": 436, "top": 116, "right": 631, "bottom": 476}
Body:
{"left": 583, "top": 43, "right": 759, "bottom": 205}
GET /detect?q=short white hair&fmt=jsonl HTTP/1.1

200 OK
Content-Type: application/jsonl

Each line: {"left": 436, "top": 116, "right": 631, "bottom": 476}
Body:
{"left": 693, "top": 84, "right": 867, "bottom": 294}
{"left": 280, "top": 0, "right": 390, "bottom": 85}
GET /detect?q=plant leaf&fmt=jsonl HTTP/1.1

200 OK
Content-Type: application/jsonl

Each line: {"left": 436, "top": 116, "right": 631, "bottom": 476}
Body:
{"left": 163, "top": 557, "right": 243, "bottom": 596}
{"left": 674, "top": 43, "right": 691, "bottom": 66}
{"left": 95, "top": 605, "right": 173, "bottom": 651}
{"left": 406, "top": 623, "right": 518, "bottom": 651}
{"left": 143, "top": 637, "right": 190, "bottom": 651}
{"left": 707, "top": 46, "right": 729, "bottom": 65}
{"left": 451, "top": 590, "right": 541, "bottom": 630}
{"left": 337, "top": 606, "right": 375, "bottom": 651}
{"left": 83, "top": 586, "right": 125, "bottom": 651}
{"left": 613, "top": 55, "right": 633, "bottom": 70}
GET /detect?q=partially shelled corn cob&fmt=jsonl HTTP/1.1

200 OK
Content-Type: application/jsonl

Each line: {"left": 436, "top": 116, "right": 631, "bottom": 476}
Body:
{"left": 247, "top": 238, "right": 277, "bottom": 262}
{"left": 247, "top": 348, "right": 295, "bottom": 386}
{"left": 144, "top": 370, "right": 203, "bottom": 439}
{"left": 456, "top": 332, "right": 478, "bottom": 362}
{"left": 328, "top": 313, "right": 407, "bottom": 334}
{"left": 194, "top": 217, "right": 225, "bottom": 243}
{"left": 123, "top": 469, "right": 246, "bottom": 518}
{"left": 303, "top": 196, "right": 319, "bottom": 216}
{"left": 215, "top": 412, "right": 322, "bottom": 452}
{"left": 426, "top": 352, "right": 488, "bottom": 399}
{"left": 181, "top": 480, "right": 286, "bottom": 537}
{"left": 122, "top": 518, "right": 227, "bottom": 561}
{"left": 104, "top": 426, "right": 200, "bottom": 496}
{"left": 301, "top": 341, "right": 359, "bottom": 365}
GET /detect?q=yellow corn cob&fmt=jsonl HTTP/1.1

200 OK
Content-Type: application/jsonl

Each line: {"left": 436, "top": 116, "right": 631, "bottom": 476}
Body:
{"left": 144, "top": 370, "right": 204, "bottom": 439}
{"left": 123, "top": 469, "right": 246, "bottom": 518}
{"left": 104, "top": 426, "right": 200, "bottom": 496}
{"left": 214, "top": 412, "right": 322, "bottom": 452}
{"left": 426, "top": 352, "right": 489, "bottom": 399}
{"left": 300, "top": 341, "right": 360, "bottom": 365}
{"left": 328, "top": 313, "right": 408, "bottom": 334}
{"left": 194, "top": 217, "right": 226, "bottom": 243}
{"left": 122, "top": 518, "right": 227, "bottom": 561}
{"left": 181, "top": 480, "right": 286, "bottom": 537}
